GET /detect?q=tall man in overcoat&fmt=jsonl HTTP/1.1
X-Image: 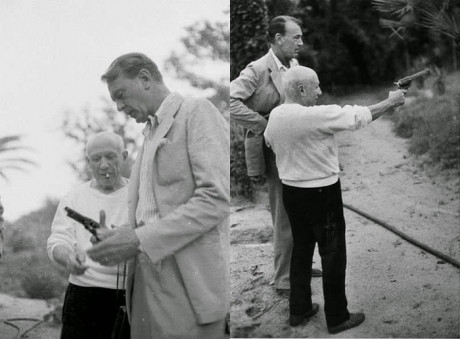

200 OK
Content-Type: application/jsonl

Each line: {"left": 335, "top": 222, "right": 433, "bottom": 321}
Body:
{"left": 230, "top": 15, "right": 320, "bottom": 296}
{"left": 87, "top": 53, "right": 229, "bottom": 339}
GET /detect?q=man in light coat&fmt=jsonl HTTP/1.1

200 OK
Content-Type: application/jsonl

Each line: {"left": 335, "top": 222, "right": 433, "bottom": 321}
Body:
{"left": 87, "top": 53, "right": 229, "bottom": 339}
{"left": 230, "top": 15, "right": 321, "bottom": 297}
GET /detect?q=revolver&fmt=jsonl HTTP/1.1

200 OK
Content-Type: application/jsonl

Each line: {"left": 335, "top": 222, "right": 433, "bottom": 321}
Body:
{"left": 395, "top": 68, "right": 430, "bottom": 90}
{"left": 64, "top": 206, "right": 101, "bottom": 241}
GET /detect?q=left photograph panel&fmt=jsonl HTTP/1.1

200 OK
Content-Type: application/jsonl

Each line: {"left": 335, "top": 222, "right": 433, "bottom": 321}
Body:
{"left": 0, "top": 1, "right": 230, "bottom": 338}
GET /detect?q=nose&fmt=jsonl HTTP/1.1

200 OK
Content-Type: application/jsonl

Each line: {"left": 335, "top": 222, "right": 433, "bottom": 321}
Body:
{"left": 317, "top": 87, "right": 322, "bottom": 96}
{"left": 100, "top": 159, "right": 110, "bottom": 169}
{"left": 298, "top": 38, "right": 303, "bottom": 46}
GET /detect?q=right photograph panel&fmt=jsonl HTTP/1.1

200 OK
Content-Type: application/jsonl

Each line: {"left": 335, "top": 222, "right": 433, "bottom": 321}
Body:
{"left": 229, "top": 0, "right": 460, "bottom": 337}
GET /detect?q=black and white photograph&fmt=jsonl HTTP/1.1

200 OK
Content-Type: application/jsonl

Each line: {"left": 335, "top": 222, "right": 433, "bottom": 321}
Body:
{"left": 229, "top": 0, "right": 459, "bottom": 337}
{"left": 0, "top": 0, "right": 229, "bottom": 338}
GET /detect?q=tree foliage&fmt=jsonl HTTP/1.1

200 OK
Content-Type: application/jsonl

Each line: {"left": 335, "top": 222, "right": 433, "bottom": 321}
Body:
{"left": 164, "top": 15, "right": 229, "bottom": 116}
{"left": 228, "top": 0, "right": 459, "bottom": 91}
{"left": 230, "top": 0, "right": 269, "bottom": 80}
{"left": 0, "top": 135, "right": 37, "bottom": 181}
{"left": 373, "top": 0, "right": 459, "bottom": 71}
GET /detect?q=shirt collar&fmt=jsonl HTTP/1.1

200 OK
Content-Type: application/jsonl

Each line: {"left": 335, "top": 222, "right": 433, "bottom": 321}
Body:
{"left": 270, "top": 48, "right": 297, "bottom": 71}
{"left": 142, "top": 92, "right": 181, "bottom": 136}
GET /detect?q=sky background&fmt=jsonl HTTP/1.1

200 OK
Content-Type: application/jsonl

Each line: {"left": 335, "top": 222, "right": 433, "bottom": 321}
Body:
{"left": 0, "top": 0, "right": 228, "bottom": 221}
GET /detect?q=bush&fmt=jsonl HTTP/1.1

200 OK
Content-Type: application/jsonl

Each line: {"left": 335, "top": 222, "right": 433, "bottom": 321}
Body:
{"left": 9, "top": 229, "right": 36, "bottom": 253}
{"left": 391, "top": 85, "right": 460, "bottom": 170}
{"left": 20, "top": 256, "right": 67, "bottom": 299}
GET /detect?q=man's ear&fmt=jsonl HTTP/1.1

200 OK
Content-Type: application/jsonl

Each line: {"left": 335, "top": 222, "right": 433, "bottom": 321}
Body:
{"left": 138, "top": 69, "right": 151, "bottom": 89}
{"left": 298, "top": 84, "right": 306, "bottom": 96}
{"left": 274, "top": 33, "right": 284, "bottom": 45}
{"left": 122, "top": 150, "right": 128, "bottom": 161}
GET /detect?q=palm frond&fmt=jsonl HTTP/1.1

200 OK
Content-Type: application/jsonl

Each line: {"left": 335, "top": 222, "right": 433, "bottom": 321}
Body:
{"left": 372, "top": 0, "right": 415, "bottom": 18}
{"left": 0, "top": 135, "right": 37, "bottom": 181}
{"left": 417, "top": 4, "right": 459, "bottom": 40}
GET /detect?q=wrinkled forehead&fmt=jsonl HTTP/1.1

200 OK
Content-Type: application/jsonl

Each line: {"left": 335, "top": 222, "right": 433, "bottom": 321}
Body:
{"left": 87, "top": 135, "right": 123, "bottom": 155}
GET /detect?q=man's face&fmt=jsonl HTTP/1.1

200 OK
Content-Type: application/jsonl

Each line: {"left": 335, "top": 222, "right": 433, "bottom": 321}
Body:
{"left": 302, "top": 75, "right": 322, "bottom": 106}
{"left": 279, "top": 21, "right": 303, "bottom": 61}
{"left": 87, "top": 141, "right": 126, "bottom": 191}
{"left": 108, "top": 73, "right": 151, "bottom": 124}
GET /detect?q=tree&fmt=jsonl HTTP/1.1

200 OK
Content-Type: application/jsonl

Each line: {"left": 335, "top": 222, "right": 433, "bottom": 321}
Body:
{"left": 372, "top": 0, "right": 459, "bottom": 71}
{"left": 0, "top": 135, "right": 36, "bottom": 181}
{"left": 164, "top": 15, "right": 229, "bottom": 117}
{"left": 60, "top": 99, "right": 140, "bottom": 181}
{"left": 230, "top": 0, "right": 269, "bottom": 80}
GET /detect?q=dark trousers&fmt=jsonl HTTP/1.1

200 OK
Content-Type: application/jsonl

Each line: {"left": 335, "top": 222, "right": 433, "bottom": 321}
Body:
{"left": 61, "top": 283, "right": 127, "bottom": 339}
{"left": 282, "top": 180, "right": 350, "bottom": 327}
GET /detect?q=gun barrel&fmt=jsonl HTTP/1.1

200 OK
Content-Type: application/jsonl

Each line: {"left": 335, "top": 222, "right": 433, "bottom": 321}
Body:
{"left": 64, "top": 206, "right": 101, "bottom": 239}
{"left": 399, "top": 68, "right": 430, "bottom": 82}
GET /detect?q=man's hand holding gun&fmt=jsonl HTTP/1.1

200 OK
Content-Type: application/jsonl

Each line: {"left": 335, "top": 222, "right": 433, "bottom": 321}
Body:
{"left": 65, "top": 208, "right": 141, "bottom": 267}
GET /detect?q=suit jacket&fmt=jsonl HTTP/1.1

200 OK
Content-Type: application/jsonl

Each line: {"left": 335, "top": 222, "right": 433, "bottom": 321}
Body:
{"left": 127, "top": 95, "right": 230, "bottom": 325}
{"left": 230, "top": 51, "right": 294, "bottom": 176}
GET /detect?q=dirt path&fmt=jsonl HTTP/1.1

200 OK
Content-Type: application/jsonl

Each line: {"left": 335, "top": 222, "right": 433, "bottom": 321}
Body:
{"left": 230, "top": 118, "right": 460, "bottom": 338}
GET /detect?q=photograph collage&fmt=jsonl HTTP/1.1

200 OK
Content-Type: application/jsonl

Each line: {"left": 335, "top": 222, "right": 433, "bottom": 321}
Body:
{"left": 0, "top": 0, "right": 459, "bottom": 338}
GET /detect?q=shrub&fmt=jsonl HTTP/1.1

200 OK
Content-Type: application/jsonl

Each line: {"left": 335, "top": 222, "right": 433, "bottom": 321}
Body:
{"left": 9, "top": 229, "right": 36, "bottom": 253}
{"left": 391, "top": 80, "right": 460, "bottom": 170}
{"left": 20, "top": 256, "right": 67, "bottom": 299}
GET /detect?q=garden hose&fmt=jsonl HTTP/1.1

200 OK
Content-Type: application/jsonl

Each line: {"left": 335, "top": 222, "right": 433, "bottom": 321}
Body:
{"left": 343, "top": 203, "right": 460, "bottom": 269}
{"left": 0, "top": 318, "right": 45, "bottom": 339}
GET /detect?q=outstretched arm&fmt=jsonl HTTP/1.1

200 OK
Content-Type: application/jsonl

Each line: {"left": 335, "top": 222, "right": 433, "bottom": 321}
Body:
{"left": 368, "top": 89, "right": 407, "bottom": 121}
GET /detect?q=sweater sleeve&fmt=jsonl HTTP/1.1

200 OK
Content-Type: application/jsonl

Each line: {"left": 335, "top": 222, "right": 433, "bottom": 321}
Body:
{"left": 47, "top": 196, "right": 77, "bottom": 263}
{"left": 320, "top": 105, "right": 372, "bottom": 134}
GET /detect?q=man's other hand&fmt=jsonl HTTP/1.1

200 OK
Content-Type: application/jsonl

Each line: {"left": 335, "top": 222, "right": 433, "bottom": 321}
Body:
{"left": 65, "top": 251, "right": 89, "bottom": 275}
{"left": 86, "top": 227, "right": 140, "bottom": 266}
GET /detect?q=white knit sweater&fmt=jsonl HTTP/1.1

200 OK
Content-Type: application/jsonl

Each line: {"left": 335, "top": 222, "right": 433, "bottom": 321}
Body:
{"left": 264, "top": 103, "right": 372, "bottom": 188}
{"left": 47, "top": 181, "right": 129, "bottom": 289}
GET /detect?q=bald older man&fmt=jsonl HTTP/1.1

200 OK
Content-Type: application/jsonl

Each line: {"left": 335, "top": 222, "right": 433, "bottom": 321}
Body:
{"left": 47, "top": 131, "right": 129, "bottom": 339}
{"left": 264, "top": 66, "right": 406, "bottom": 333}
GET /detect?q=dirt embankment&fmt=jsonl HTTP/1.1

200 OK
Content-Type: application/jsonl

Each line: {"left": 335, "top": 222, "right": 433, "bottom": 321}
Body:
{"left": 230, "top": 117, "right": 460, "bottom": 338}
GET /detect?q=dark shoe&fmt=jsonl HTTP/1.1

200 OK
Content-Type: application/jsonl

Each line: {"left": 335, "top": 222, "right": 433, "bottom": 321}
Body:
{"left": 289, "top": 303, "right": 319, "bottom": 327}
{"left": 276, "top": 288, "right": 290, "bottom": 299}
{"left": 328, "top": 312, "right": 365, "bottom": 334}
{"left": 312, "top": 268, "right": 322, "bottom": 278}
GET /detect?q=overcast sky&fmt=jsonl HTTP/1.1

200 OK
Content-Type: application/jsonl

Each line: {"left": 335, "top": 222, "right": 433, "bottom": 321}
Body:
{"left": 0, "top": 0, "right": 228, "bottom": 221}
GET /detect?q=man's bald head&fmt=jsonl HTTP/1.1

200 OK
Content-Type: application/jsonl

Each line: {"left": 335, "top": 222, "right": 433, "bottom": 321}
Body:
{"left": 86, "top": 131, "right": 124, "bottom": 157}
{"left": 86, "top": 132, "right": 127, "bottom": 193}
{"left": 283, "top": 66, "right": 322, "bottom": 106}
